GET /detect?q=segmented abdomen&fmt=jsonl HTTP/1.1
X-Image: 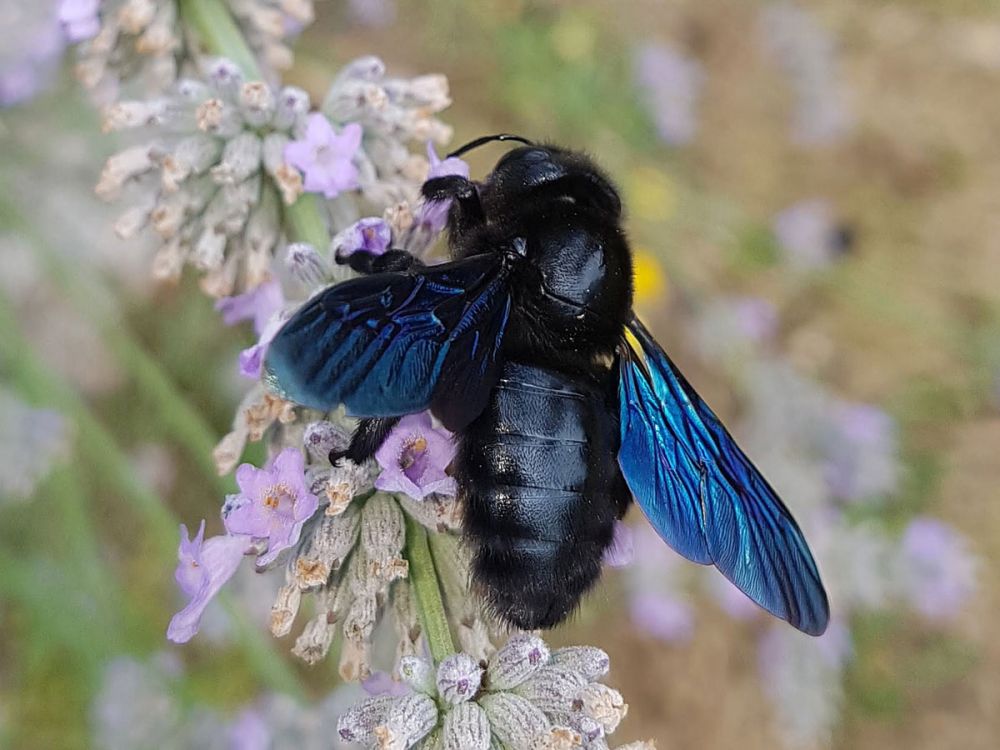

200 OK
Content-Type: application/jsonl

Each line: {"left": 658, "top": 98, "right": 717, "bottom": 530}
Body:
{"left": 458, "top": 361, "right": 628, "bottom": 629}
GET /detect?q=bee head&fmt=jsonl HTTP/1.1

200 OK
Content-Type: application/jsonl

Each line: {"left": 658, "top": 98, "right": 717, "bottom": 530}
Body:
{"left": 486, "top": 144, "right": 622, "bottom": 219}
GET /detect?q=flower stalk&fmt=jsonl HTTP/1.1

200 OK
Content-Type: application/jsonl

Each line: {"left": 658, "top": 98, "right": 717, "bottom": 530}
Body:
{"left": 404, "top": 514, "right": 457, "bottom": 662}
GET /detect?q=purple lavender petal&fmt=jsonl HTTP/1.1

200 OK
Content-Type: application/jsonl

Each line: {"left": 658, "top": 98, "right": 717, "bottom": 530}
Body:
{"left": 215, "top": 279, "right": 284, "bottom": 334}
{"left": 374, "top": 412, "right": 456, "bottom": 500}
{"left": 629, "top": 591, "right": 695, "bottom": 642}
{"left": 284, "top": 114, "right": 363, "bottom": 199}
{"left": 899, "top": 517, "right": 977, "bottom": 622}
{"left": 414, "top": 143, "right": 470, "bottom": 234}
{"left": 633, "top": 42, "right": 704, "bottom": 146}
{"left": 223, "top": 449, "right": 319, "bottom": 567}
{"left": 362, "top": 671, "right": 411, "bottom": 697}
{"left": 167, "top": 532, "right": 250, "bottom": 643}
{"left": 227, "top": 708, "right": 271, "bottom": 750}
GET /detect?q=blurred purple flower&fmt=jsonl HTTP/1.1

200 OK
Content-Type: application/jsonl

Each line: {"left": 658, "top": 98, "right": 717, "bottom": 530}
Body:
{"left": 167, "top": 521, "right": 250, "bottom": 643}
{"left": 333, "top": 217, "right": 392, "bottom": 259}
{"left": 348, "top": 0, "right": 397, "bottom": 28}
{"left": 734, "top": 297, "right": 778, "bottom": 343}
{"left": 629, "top": 592, "right": 695, "bottom": 642}
{"left": 602, "top": 520, "right": 635, "bottom": 567}
{"left": 362, "top": 671, "right": 411, "bottom": 697}
{"left": 284, "top": 114, "right": 362, "bottom": 199}
{"left": 58, "top": 0, "right": 99, "bottom": 41}
{"left": 224, "top": 449, "right": 319, "bottom": 566}
{"left": 633, "top": 42, "right": 704, "bottom": 146}
{"left": 228, "top": 707, "right": 271, "bottom": 750}
{"left": 415, "top": 142, "right": 470, "bottom": 234}
{"left": 825, "top": 402, "right": 899, "bottom": 502}
{"left": 759, "top": 3, "right": 852, "bottom": 146}
{"left": 757, "top": 618, "right": 851, "bottom": 747}
{"left": 216, "top": 278, "right": 287, "bottom": 380}
{"left": 237, "top": 315, "right": 286, "bottom": 379}
{"left": 899, "top": 517, "right": 976, "bottom": 622}
{"left": 374, "top": 412, "right": 456, "bottom": 499}
{"left": 216, "top": 279, "right": 285, "bottom": 335}
{"left": 772, "top": 199, "right": 844, "bottom": 269}
{"left": 0, "top": 2, "right": 65, "bottom": 107}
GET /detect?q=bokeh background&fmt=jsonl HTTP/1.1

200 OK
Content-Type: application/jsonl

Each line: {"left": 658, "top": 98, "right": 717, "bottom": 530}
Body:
{"left": 1, "top": 0, "right": 998, "bottom": 748}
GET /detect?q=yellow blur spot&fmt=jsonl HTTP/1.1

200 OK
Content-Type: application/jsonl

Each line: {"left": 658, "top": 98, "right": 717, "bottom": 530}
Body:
{"left": 633, "top": 249, "right": 669, "bottom": 307}
{"left": 550, "top": 16, "right": 596, "bottom": 63}
{"left": 627, "top": 166, "right": 676, "bottom": 222}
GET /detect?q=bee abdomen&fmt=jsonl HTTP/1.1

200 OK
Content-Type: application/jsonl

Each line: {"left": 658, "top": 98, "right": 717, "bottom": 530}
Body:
{"left": 458, "top": 361, "right": 627, "bottom": 630}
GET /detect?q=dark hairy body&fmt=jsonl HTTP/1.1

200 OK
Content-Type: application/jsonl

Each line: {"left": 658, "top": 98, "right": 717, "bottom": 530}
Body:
{"left": 339, "top": 143, "right": 636, "bottom": 628}
{"left": 265, "top": 135, "right": 830, "bottom": 636}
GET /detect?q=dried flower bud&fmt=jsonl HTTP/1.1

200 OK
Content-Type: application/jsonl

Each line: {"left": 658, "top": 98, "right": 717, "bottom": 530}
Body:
{"left": 436, "top": 653, "right": 483, "bottom": 705}
{"left": 487, "top": 633, "right": 550, "bottom": 690}
{"left": 549, "top": 647, "right": 610, "bottom": 681}
{"left": 573, "top": 684, "right": 627, "bottom": 735}
{"left": 442, "top": 701, "right": 491, "bottom": 750}
{"left": 479, "top": 693, "right": 551, "bottom": 750}
{"left": 532, "top": 727, "right": 582, "bottom": 750}
{"left": 378, "top": 693, "right": 438, "bottom": 749}
{"left": 337, "top": 694, "right": 395, "bottom": 745}
{"left": 361, "top": 493, "right": 406, "bottom": 583}
{"left": 514, "top": 667, "right": 588, "bottom": 715}
{"left": 269, "top": 581, "right": 302, "bottom": 637}
{"left": 239, "top": 81, "right": 276, "bottom": 127}
{"left": 292, "top": 609, "right": 336, "bottom": 665}
{"left": 303, "top": 420, "right": 350, "bottom": 462}
{"left": 212, "top": 132, "right": 263, "bottom": 185}
{"left": 399, "top": 655, "right": 436, "bottom": 694}
{"left": 285, "top": 242, "right": 332, "bottom": 287}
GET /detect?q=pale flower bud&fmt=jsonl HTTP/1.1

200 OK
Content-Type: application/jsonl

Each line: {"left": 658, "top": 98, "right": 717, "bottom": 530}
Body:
{"left": 436, "top": 653, "right": 483, "bottom": 705}
{"left": 479, "top": 693, "right": 551, "bottom": 750}
{"left": 303, "top": 420, "right": 350, "bottom": 462}
{"left": 487, "top": 633, "right": 550, "bottom": 690}
{"left": 379, "top": 694, "right": 439, "bottom": 750}
{"left": 573, "top": 684, "right": 627, "bottom": 735}
{"left": 285, "top": 242, "right": 332, "bottom": 287}
{"left": 337, "top": 695, "right": 395, "bottom": 745}
{"left": 514, "top": 667, "right": 588, "bottom": 715}
{"left": 442, "top": 701, "right": 491, "bottom": 750}
{"left": 399, "top": 655, "right": 435, "bottom": 694}
{"left": 549, "top": 647, "right": 610, "bottom": 681}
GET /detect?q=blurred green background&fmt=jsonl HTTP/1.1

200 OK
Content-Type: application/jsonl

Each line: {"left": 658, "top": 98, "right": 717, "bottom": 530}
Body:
{"left": 2, "top": 0, "right": 999, "bottom": 748}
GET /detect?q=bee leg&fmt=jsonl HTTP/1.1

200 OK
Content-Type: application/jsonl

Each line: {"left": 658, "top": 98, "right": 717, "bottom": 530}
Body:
{"left": 336, "top": 248, "right": 425, "bottom": 275}
{"left": 330, "top": 416, "right": 401, "bottom": 465}
{"left": 423, "top": 175, "right": 485, "bottom": 236}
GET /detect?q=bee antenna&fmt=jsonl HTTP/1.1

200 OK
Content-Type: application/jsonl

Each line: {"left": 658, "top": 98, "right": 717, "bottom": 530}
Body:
{"left": 447, "top": 133, "right": 534, "bottom": 159}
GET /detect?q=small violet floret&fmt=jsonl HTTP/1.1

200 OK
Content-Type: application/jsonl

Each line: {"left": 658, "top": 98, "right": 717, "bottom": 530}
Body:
{"left": 167, "top": 521, "right": 250, "bottom": 643}
{"left": 375, "top": 412, "right": 456, "bottom": 500}
{"left": 284, "top": 114, "right": 362, "bottom": 199}
{"left": 215, "top": 279, "right": 286, "bottom": 380}
{"left": 223, "top": 448, "right": 319, "bottom": 566}
{"left": 416, "top": 142, "right": 470, "bottom": 234}
{"left": 333, "top": 217, "right": 392, "bottom": 259}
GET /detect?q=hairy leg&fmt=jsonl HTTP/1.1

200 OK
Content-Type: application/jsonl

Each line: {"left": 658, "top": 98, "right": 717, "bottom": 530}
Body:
{"left": 330, "top": 416, "right": 401, "bottom": 465}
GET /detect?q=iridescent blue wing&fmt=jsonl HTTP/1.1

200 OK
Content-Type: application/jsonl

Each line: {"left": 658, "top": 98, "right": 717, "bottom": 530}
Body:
{"left": 617, "top": 317, "right": 829, "bottom": 635}
{"left": 263, "top": 254, "right": 512, "bottom": 431}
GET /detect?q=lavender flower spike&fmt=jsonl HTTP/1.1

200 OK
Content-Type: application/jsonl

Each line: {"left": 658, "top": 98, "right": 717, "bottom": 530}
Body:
{"left": 374, "top": 412, "right": 457, "bottom": 500}
{"left": 224, "top": 448, "right": 319, "bottom": 566}
{"left": 284, "top": 113, "right": 362, "bottom": 199}
{"left": 167, "top": 521, "right": 250, "bottom": 643}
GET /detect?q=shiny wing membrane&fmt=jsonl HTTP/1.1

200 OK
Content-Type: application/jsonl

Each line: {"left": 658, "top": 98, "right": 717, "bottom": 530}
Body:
{"left": 263, "top": 253, "right": 512, "bottom": 431}
{"left": 617, "top": 316, "right": 829, "bottom": 635}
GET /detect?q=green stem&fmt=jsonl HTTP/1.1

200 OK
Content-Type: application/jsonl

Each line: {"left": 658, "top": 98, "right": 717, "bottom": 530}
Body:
{"left": 0, "top": 291, "right": 304, "bottom": 698}
{"left": 178, "top": 0, "right": 331, "bottom": 251}
{"left": 178, "top": 0, "right": 262, "bottom": 79}
{"left": 404, "top": 515, "right": 456, "bottom": 662}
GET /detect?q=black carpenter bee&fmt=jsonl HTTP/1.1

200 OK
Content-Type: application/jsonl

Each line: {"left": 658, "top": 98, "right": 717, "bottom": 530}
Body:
{"left": 264, "top": 134, "right": 829, "bottom": 634}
